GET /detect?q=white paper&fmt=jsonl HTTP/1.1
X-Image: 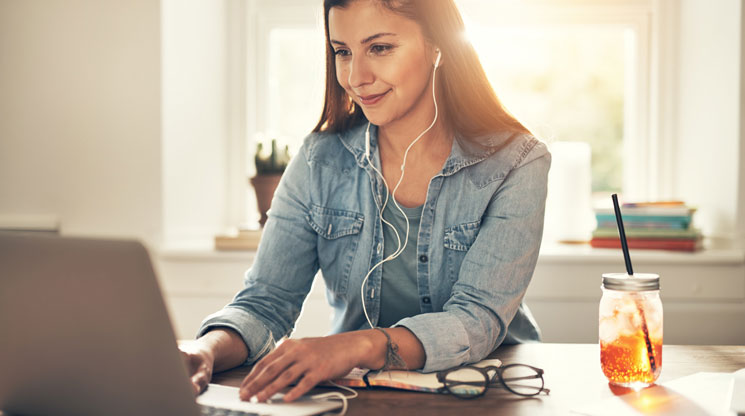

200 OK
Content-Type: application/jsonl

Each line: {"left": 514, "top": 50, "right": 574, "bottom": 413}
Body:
{"left": 572, "top": 372, "right": 739, "bottom": 416}
{"left": 729, "top": 368, "right": 745, "bottom": 414}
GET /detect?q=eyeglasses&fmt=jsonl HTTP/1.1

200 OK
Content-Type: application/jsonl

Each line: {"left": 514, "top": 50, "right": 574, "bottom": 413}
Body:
{"left": 436, "top": 363, "right": 550, "bottom": 399}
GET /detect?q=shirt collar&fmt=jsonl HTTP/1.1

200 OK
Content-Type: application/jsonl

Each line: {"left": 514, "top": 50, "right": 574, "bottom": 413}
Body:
{"left": 338, "top": 122, "right": 507, "bottom": 176}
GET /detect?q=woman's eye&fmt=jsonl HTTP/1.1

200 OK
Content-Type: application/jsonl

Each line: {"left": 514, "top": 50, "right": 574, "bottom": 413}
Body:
{"left": 334, "top": 49, "right": 351, "bottom": 58}
{"left": 370, "top": 44, "right": 393, "bottom": 55}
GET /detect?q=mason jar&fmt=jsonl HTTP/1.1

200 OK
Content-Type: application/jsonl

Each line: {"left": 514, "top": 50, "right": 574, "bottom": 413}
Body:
{"left": 599, "top": 273, "right": 662, "bottom": 388}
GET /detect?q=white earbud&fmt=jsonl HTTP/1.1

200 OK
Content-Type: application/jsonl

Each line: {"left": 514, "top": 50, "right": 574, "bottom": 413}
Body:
{"left": 365, "top": 123, "right": 371, "bottom": 158}
{"left": 434, "top": 48, "right": 442, "bottom": 68}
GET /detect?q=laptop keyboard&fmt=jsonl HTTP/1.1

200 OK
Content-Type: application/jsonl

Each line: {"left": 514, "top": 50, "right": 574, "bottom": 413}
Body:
{"left": 199, "top": 404, "right": 261, "bottom": 416}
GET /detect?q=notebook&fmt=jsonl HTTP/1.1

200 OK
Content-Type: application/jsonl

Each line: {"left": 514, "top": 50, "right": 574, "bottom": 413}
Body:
{"left": 332, "top": 359, "right": 502, "bottom": 393}
{"left": 0, "top": 233, "right": 341, "bottom": 416}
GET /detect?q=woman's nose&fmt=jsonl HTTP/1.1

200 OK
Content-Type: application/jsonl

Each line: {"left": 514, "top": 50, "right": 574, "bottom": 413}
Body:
{"left": 348, "top": 54, "right": 373, "bottom": 89}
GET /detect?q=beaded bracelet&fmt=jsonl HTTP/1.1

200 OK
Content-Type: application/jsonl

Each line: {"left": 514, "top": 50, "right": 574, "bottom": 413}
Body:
{"left": 373, "top": 327, "right": 408, "bottom": 371}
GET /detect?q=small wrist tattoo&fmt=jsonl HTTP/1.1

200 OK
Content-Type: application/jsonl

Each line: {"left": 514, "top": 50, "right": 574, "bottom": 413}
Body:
{"left": 373, "top": 327, "right": 408, "bottom": 371}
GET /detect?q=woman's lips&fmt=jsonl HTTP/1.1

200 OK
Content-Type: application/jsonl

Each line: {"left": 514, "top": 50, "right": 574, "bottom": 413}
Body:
{"left": 359, "top": 90, "right": 390, "bottom": 106}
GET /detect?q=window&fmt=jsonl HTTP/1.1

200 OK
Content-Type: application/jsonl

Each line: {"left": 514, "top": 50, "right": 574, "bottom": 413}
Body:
{"left": 243, "top": 0, "right": 659, "bottom": 234}
{"left": 263, "top": 26, "right": 326, "bottom": 154}
{"left": 453, "top": 0, "right": 653, "bottom": 241}
{"left": 468, "top": 24, "right": 628, "bottom": 194}
{"left": 249, "top": 2, "right": 325, "bottom": 156}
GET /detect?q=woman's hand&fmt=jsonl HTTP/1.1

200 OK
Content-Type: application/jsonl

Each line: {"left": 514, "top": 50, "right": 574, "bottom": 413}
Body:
{"left": 179, "top": 327, "right": 250, "bottom": 396}
{"left": 239, "top": 331, "right": 381, "bottom": 403}
{"left": 179, "top": 340, "right": 216, "bottom": 395}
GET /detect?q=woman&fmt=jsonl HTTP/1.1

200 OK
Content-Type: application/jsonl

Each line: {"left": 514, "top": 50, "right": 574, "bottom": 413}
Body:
{"left": 181, "top": 0, "right": 550, "bottom": 403}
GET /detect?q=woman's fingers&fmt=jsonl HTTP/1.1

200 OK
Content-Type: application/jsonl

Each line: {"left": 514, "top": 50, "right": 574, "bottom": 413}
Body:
{"left": 191, "top": 370, "right": 210, "bottom": 395}
{"left": 283, "top": 372, "right": 320, "bottom": 403}
{"left": 240, "top": 339, "right": 291, "bottom": 389}
{"left": 238, "top": 335, "right": 361, "bottom": 403}
{"left": 240, "top": 345, "right": 301, "bottom": 400}
{"left": 252, "top": 362, "right": 307, "bottom": 402}
{"left": 239, "top": 351, "right": 278, "bottom": 391}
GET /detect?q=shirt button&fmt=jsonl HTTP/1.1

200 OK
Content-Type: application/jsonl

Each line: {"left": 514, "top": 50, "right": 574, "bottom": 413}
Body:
{"left": 422, "top": 296, "right": 431, "bottom": 304}
{"left": 419, "top": 255, "right": 428, "bottom": 263}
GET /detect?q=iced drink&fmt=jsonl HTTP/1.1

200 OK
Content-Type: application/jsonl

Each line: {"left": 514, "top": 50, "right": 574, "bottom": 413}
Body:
{"left": 599, "top": 273, "right": 662, "bottom": 388}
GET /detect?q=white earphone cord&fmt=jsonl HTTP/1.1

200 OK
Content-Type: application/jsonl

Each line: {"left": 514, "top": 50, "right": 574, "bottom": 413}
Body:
{"left": 360, "top": 51, "right": 441, "bottom": 329}
{"left": 310, "top": 381, "right": 358, "bottom": 416}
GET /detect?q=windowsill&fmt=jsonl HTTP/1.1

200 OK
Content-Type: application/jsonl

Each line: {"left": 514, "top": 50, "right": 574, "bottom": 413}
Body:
{"left": 157, "top": 240, "right": 256, "bottom": 261}
{"left": 538, "top": 240, "right": 745, "bottom": 265}
{"left": 157, "top": 238, "right": 745, "bottom": 265}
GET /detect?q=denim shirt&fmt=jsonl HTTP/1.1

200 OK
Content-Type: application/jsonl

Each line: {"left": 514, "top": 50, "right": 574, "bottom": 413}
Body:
{"left": 198, "top": 122, "right": 551, "bottom": 373}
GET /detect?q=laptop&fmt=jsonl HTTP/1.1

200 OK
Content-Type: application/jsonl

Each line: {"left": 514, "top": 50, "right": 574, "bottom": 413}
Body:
{"left": 0, "top": 233, "right": 342, "bottom": 416}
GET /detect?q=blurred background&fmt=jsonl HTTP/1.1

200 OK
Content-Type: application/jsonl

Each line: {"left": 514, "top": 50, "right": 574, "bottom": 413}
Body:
{"left": 1, "top": 0, "right": 744, "bottom": 345}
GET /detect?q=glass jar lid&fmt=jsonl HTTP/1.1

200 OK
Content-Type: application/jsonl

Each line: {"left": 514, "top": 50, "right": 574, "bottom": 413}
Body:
{"left": 602, "top": 273, "right": 660, "bottom": 291}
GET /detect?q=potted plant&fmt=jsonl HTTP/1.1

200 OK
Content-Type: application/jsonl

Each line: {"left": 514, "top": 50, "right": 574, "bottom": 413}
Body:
{"left": 250, "top": 139, "right": 290, "bottom": 227}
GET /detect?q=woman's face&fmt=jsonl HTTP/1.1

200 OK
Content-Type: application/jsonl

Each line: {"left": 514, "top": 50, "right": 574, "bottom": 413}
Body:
{"left": 329, "top": 0, "right": 435, "bottom": 128}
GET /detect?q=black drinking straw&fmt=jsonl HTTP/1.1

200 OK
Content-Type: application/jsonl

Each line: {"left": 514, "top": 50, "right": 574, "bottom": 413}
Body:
{"left": 611, "top": 194, "right": 657, "bottom": 373}
{"left": 612, "top": 194, "right": 634, "bottom": 275}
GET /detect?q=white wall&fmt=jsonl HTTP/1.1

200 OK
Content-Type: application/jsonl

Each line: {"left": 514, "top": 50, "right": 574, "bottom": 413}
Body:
{"left": 161, "top": 0, "right": 233, "bottom": 244}
{"left": 739, "top": 2, "right": 745, "bottom": 248}
{"left": 158, "top": 246, "right": 745, "bottom": 344}
{"left": 675, "top": 0, "right": 742, "bottom": 243}
{"left": 0, "top": 0, "right": 162, "bottom": 244}
{"left": 0, "top": 0, "right": 233, "bottom": 247}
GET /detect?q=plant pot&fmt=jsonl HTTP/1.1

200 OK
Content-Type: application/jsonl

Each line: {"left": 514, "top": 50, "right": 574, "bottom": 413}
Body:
{"left": 250, "top": 174, "right": 282, "bottom": 227}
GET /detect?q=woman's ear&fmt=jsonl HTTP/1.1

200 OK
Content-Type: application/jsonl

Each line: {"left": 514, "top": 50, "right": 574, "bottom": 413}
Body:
{"left": 434, "top": 48, "right": 443, "bottom": 68}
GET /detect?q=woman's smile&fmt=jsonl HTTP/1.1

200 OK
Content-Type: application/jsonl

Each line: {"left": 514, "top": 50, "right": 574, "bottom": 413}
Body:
{"left": 358, "top": 89, "right": 391, "bottom": 106}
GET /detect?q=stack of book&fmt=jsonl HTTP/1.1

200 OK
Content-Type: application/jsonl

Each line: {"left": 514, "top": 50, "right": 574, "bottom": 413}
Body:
{"left": 590, "top": 202, "right": 702, "bottom": 252}
{"left": 214, "top": 227, "right": 262, "bottom": 251}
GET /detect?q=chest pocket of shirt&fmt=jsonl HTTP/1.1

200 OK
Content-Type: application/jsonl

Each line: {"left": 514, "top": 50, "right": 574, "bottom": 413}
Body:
{"left": 306, "top": 204, "right": 364, "bottom": 296}
{"left": 443, "top": 220, "right": 481, "bottom": 283}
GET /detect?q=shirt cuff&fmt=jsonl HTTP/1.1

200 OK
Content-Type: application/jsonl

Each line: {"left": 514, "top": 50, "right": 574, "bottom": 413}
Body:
{"left": 397, "top": 312, "right": 473, "bottom": 373}
{"left": 196, "top": 306, "right": 275, "bottom": 365}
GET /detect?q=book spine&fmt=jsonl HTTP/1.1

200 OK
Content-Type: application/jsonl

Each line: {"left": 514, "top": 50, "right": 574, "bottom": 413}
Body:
{"left": 592, "top": 228, "right": 701, "bottom": 239}
{"left": 596, "top": 221, "right": 688, "bottom": 230}
{"left": 590, "top": 238, "right": 699, "bottom": 251}
{"left": 595, "top": 214, "right": 692, "bottom": 223}
{"left": 595, "top": 207, "right": 692, "bottom": 216}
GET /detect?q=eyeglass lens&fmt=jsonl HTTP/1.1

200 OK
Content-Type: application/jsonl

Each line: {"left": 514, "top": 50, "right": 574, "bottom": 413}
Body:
{"left": 499, "top": 364, "right": 544, "bottom": 396}
{"left": 442, "top": 367, "right": 488, "bottom": 397}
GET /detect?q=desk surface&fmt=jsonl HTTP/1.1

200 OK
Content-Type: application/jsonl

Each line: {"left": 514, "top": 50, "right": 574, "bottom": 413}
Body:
{"left": 212, "top": 343, "right": 745, "bottom": 415}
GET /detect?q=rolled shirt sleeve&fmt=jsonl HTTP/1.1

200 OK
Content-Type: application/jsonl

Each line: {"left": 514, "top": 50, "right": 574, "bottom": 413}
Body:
{"left": 197, "top": 307, "right": 275, "bottom": 365}
{"left": 398, "top": 145, "right": 550, "bottom": 373}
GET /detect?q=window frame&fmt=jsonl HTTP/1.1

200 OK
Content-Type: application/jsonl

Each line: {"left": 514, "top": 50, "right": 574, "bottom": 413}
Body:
{"left": 229, "top": 0, "right": 677, "bottom": 227}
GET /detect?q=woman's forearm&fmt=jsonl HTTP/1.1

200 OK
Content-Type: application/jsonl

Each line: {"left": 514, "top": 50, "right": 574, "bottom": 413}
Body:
{"left": 358, "top": 327, "right": 425, "bottom": 371}
{"left": 200, "top": 325, "right": 425, "bottom": 375}
{"left": 199, "top": 328, "right": 250, "bottom": 372}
